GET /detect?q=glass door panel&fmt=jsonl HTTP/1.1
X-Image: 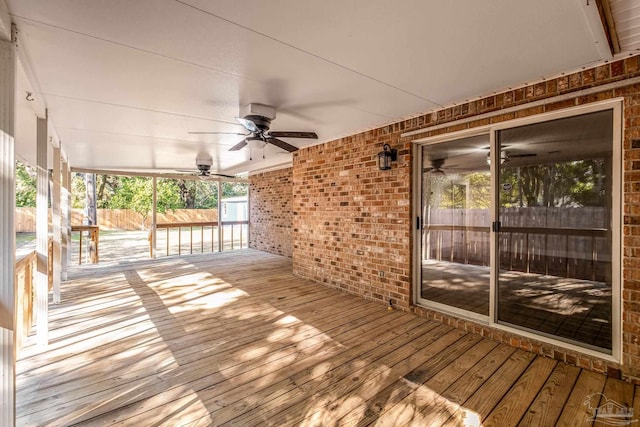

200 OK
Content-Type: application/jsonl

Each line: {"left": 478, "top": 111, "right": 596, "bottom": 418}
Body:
{"left": 421, "top": 134, "right": 491, "bottom": 317}
{"left": 496, "top": 110, "right": 613, "bottom": 352}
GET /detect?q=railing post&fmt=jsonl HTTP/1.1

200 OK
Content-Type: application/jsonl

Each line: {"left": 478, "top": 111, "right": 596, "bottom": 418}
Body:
{"left": 178, "top": 226, "right": 181, "bottom": 256}
{"left": 525, "top": 232, "right": 530, "bottom": 274}
{"left": 78, "top": 232, "right": 83, "bottom": 265}
{"left": 190, "top": 226, "right": 193, "bottom": 254}
{"left": 592, "top": 235, "right": 597, "bottom": 282}
{"left": 151, "top": 176, "right": 157, "bottom": 259}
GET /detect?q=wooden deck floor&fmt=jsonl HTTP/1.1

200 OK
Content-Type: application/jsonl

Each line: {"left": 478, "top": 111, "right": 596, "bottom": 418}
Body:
{"left": 16, "top": 249, "right": 639, "bottom": 426}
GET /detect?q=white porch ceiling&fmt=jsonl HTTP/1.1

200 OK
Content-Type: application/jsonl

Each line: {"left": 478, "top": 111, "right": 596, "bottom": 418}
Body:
{"left": 5, "top": 0, "right": 632, "bottom": 176}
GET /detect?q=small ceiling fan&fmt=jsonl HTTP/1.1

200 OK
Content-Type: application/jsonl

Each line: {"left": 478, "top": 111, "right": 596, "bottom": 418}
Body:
{"left": 177, "top": 155, "right": 236, "bottom": 179}
{"left": 189, "top": 104, "right": 318, "bottom": 153}
{"left": 424, "top": 158, "right": 448, "bottom": 174}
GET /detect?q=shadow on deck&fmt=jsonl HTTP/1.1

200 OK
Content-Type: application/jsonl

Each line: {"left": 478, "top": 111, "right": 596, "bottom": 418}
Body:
{"left": 15, "top": 249, "right": 638, "bottom": 426}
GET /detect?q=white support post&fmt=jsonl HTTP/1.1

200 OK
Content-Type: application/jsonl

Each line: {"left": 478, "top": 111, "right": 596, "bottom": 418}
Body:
{"left": 61, "top": 159, "right": 70, "bottom": 280}
{"left": 35, "top": 116, "right": 48, "bottom": 346}
{"left": 151, "top": 176, "right": 157, "bottom": 258}
{"left": 52, "top": 145, "right": 61, "bottom": 303}
{"left": 66, "top": 167, "right": 71, "bottom": 269}
{"left": 217, "top": 180, "right": 223, "bottom": 252}
{"left": 0, "top": 36, "right": 17, "bottom": 427}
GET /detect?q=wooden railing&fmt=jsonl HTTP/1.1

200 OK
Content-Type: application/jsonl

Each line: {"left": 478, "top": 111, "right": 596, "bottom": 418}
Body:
{"left": 221, "top": 221, "right": 249, "bottom": 251}
{"left": 15, "top": 250, "right": 36, "bottom": 354}
{"left": 14, "top": 237, "right": 54, "bottom": 354}
{"left": 425, "top": 224, "right": 609, "bottom": 281}
{"left": 71, "top": 225, "right": 99, "bottom": 264}
{"left": 154, "top": 221, "right": 218, "bottom": 257}
{"left": 152, "top": 220, "right": 249, "bottom": 257}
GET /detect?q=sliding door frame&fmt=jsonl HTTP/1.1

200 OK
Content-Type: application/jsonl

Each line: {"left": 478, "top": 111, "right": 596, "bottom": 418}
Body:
{"left": 412, "top": 98, "right": 623, "bottom": 362}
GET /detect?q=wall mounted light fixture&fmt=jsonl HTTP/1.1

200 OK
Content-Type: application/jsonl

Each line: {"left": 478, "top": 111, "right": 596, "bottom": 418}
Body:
{"left": 378, "top": 144, "right": 398, "bottom": 170}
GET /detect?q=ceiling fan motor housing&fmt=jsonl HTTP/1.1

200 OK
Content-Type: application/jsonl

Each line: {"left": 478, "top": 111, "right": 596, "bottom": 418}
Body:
{"left": 240, "top": 103, "right": 276, "bottom": 120}
{"left": 244, "top": 115, "right": 272, "bottom": 132}
{"left": 196, "top": 155, "right": 213, "bottom": 174}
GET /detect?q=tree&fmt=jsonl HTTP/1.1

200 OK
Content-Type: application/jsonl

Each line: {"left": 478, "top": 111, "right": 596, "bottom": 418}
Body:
{"left": 71, "top": 173, "right": 86, "bottom": 208}
{"left": 106, "top": 177, "right": 155, "bottom": 228}
{"left": 15, "top": 161, "right": 36, "bottom": 207}
{"left": 222, "top": 182, "right": 248, "bottom": 199}
{"left": 500, "top": 159, "right": 606, "bottom": 208}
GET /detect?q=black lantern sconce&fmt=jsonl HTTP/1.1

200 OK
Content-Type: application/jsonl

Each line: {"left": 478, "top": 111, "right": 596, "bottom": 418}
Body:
{"left": 377, "top": 144, "right": 398, "bottom": 170}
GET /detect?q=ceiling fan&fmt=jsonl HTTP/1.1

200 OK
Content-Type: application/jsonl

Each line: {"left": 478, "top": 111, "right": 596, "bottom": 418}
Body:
{"left": 424, "top": 158, "right": 449, "bottom": 174}
{"left": 177, "top": 155, "right": 236, "bottom": 179}
{"left": 189, "top": 103, "right": 318, "bottom": 153}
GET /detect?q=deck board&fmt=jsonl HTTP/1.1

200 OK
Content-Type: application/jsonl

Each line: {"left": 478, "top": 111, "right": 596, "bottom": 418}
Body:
{"left": 15, "top": 249, "right": 639, "bottom": 426}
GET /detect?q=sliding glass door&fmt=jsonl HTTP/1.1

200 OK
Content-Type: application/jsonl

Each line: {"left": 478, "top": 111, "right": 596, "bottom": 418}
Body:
{"left": 415, "top": 104, "right": 619, "bottom": 355}
{"left": 419, "top": 134, "right": 491, "bottom": 319}
{"left": 496, "top": 110, "right": 614, "bottom": 352}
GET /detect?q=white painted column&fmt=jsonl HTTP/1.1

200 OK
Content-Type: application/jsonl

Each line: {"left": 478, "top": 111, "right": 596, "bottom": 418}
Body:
{"left": 52, "top": 145, "right": 61, "bottom": 303}
{"left": 0, "top": 36, "right": 17, "bottom": 427}
{"left": 61, "top": 159, "right": 70, "bottom": 280}
{"left": 217, "top": 180, "right": 223, "bottom": 252}
{"left": 151, "top": 176, "right": 157, "bottom": 258}
{"left": 66, "top": 167, "right": 71, "bottom": 270}
{"left": 35, "top": 116, "right": 48, "bottom": 346}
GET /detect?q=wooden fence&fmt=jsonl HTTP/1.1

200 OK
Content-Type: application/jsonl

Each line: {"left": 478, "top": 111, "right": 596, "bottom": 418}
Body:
{"left": 15, "top": 208, "right": 218, "bottom": 232}
{"left": 425, "top": 207, "right": 610, "bottom": 281}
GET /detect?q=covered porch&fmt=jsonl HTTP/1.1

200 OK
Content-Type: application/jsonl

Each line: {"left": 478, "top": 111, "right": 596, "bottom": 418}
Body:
{"left": 16, "top": 249, "right": 638, "bottom": 426}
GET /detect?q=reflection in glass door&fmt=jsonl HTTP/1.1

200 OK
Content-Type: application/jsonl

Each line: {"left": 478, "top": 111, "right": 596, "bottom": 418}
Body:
{"left": 420, "top": 134, "right": 491, "bottom": 317}
{"left": 496, "top": 110, "right": 613, "bottom": 352}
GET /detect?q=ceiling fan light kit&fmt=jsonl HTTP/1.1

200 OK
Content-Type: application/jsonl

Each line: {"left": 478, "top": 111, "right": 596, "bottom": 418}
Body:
{"left": 184, "top": 103, "right": 316, "bottom": 154}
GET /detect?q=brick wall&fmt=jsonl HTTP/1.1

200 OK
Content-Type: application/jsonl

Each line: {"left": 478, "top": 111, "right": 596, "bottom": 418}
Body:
{"left": 249, "top": 167, "right": 293, "bottom": 257}
{"left": 251, "top": 55, "right": 640, "bottom": 380}
{"left": 292, "top": 128, "right": 412, "bottom": 307}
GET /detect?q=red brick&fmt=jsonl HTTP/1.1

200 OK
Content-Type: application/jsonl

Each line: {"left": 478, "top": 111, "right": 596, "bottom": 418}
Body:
{"left": 253, "top": 53, "right": 640, "bottom": 380}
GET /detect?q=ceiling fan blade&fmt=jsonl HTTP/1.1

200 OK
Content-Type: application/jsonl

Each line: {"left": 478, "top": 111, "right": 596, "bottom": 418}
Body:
{"left": 210, "top": 173, "right": 237, "bottom": 179}
{"left": 229, "top": 140, "right": 248, "bottom": 151}
{"left": 509, "top": 153, "right": 537, "bottom": 158}
{"left": 188, "top": 131, "right": 248, "bottom": 135}
{"left": 268, "top": 131, "right": 318, "bottom": 139}
{"left": 236, "top": 117, "right": 259, "bottom": 133}
{"left": 267, "top": 137, "right": 298, "bottom": 152}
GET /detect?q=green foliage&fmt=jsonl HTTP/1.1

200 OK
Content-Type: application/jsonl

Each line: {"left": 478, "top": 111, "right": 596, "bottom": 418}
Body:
{"left": 77, "top": 175, "right": 224, "bottom": 215}
{"left": 106, "top": 177, "right": 153, "bottom": 219}
{"left": 71, "top": 173, "right": 86, "bottom": 208}
{"left": 430, "top": 172, "right": 491, "bottom": 210}
{"left": 500, "top": 159, "right": 606, "bottom": 208}
{"left": 439, "top": 182, "right": 466, "bottom": 209}
{"left": 466, "top": 173, "right": 491, "bottom": 209}
{"left": 222, "top": 182, "right": 248, "bottom": 199}
{"left": 15, "top": 161, "right": 36, "bottom": 207}
{"left": 68, "top": 173, "right": 244, "bottom": 224}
